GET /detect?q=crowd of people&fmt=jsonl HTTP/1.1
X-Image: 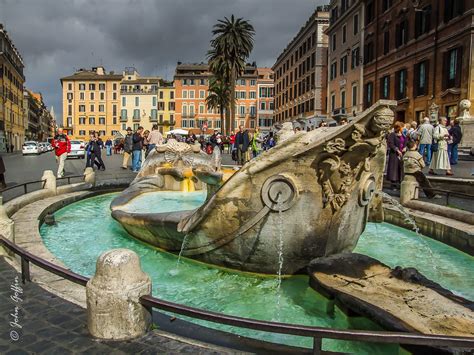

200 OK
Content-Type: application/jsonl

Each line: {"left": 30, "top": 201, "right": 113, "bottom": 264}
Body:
{"left": 386, "top": 116, "right": 463, "bottom": 189}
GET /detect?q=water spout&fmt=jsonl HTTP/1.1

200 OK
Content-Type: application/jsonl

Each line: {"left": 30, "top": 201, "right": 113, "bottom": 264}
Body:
{"left": 170, "top": 233, "right": 190, "bottom": 276}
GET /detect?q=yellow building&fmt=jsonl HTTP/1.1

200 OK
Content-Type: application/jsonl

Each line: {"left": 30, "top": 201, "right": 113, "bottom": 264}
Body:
{"left": 60, "top": 66, "right": 122, "bottom": 140}
{"left": 0, "top": 24, "right": 26, "bottom": 152}
{"left": 119, "top": 67, "right": 175, "bottom": 135}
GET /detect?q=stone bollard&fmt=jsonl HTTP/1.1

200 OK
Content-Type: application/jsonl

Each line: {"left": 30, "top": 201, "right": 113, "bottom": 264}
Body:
{"left": 86, "top": 249, "right": 152, "bottom": 340}
{"left": 41, "top": 170, "right": 57, "bottom": 195}
{"left": 400, "top": 175, "right": 419, "bottom": 205}
{"left": 83, "top": 167, "right": 96, "bottom": 186}
{"left": 0, "top": 200, "right": 15, "bottom": 257}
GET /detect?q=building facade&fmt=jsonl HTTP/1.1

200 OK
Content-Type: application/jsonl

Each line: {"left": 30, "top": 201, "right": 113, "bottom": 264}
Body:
{"left": 363, "top": 0, "right": 473, "bottom": 123}
{"left": 256, "top": 68, "right": 274, "bottom": 132}
{"left": 326, "top": 0, "right": 365, "bottom": 120}
{"left": 174, "top": 62, "right": 262, "bottom": 134}
{"left": 273, "top": 6, "right": 330, "bottom": 126}
{"left": 61, "top": 66, "right": 122, "bottom": 140}
{"left": 0, "top": 24, "right": 26, "bottom": 152}
{"left": 23, "top": 90, "right": 41, "bottom": 141}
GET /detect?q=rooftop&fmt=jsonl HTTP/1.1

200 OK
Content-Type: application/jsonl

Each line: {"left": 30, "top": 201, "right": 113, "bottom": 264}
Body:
{"left": 60, "top": 67, "right": 123, "bottom": 82}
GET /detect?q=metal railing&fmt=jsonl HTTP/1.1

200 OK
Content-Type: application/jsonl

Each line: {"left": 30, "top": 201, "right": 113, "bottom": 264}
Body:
{"left": 0, "top": 179, "right": 46, "bottom": 203}
{"left": 56, "top": 174, "right": 85, "bottom": 186}
{"left": 414, "top": 186, "right": 474, "bottom": 207}
{"left": 1, "top": 235, "right": 473, "bottom": 354}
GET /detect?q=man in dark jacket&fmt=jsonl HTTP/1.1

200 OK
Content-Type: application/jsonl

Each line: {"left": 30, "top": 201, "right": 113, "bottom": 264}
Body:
{"left": 209, "top": 130, "right": 219, "bottom": 148}
{"left": 132, "top": 126, "right": 144, "bottom": 172}
{"left": 234, "top": 125, "right": 250, "bottom": 165}
{"left": 448, "top": 119, "right": 462, "bottom": 165}
{"left": 86, "top": 132, "right": 105, "bottom": 171}
{"left": 122, "top": 127, "right": 133, "bottom": 169}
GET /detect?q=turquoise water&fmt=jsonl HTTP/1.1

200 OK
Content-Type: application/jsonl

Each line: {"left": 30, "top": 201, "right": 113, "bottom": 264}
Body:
{"left": 39, "top": 192, "right": 474, "bottom": 353}
{"left": 120, "top": 191, "right": 206, "bottom": 213}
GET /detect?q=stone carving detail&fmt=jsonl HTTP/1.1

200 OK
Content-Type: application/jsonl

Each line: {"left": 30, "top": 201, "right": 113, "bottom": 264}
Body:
{"left": 319, "top": 107, "right": 393, "bottom": 212}
{"left": 162, "top": 141, "right": 194, "bottom": 166}
{"left": 458, "top": 99, "right": 472, "bottom": 122}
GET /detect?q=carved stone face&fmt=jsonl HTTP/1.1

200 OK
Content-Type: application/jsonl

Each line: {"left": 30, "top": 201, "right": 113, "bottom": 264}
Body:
{"left": 370, "top": 107, "right": 394, "bottom": 134}
{"left": 460, "top": 99, "right": 471, "bottom": 111}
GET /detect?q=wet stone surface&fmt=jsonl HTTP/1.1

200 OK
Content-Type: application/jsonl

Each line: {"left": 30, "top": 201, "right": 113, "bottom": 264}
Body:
{"left": 0, "top": 258, "right": 231, "bottom": 354}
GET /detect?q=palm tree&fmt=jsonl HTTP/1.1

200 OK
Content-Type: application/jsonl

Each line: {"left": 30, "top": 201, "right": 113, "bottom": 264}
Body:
{"left": 207, "top": 15, "right": 255, "bottom": 134}
{"left": 206, "top": 77, "right": 231, "bottom": 133}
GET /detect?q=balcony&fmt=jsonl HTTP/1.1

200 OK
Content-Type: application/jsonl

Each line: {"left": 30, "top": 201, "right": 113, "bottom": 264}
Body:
{"left": 120, "top": 88, "right": 158, "bottom": 94}
{"left": 132, "top": 116, "right": 141, "bottom": 122}
{"left": 120, "top": 116, "right": 128, "bottom": 122}
{"left": 149, "top": 116, "right": 158, "bottom": 122}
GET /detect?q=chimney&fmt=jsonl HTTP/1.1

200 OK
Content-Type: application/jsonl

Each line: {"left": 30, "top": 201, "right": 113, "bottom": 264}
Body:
{"left": 96, "top": 66, "right": 105, "bottom": 75}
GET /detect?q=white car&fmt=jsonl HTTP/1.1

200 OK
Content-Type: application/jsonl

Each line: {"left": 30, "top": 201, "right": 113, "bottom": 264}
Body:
{"left": 45, "top": 142, "right": 53, "bottom": 151}
{"left": 67, "top": 140, "right": 85, "bottom": 159}
{"left": 38, "top": 142, "right": 48, "bottom": 153}
{"left": 22, "top": 141, "right": 40, "bottom": 155}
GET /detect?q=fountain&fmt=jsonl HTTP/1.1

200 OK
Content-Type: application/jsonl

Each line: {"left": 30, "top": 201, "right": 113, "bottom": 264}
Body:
{"left": 111, "top": 100, "right": 396, "bottom": 274}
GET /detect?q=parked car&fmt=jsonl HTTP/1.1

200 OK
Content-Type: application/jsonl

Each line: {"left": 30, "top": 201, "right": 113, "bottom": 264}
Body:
{"left": 67, "top": 140, "right": 85, "bottom": 159}
{"left": 45, "top": 142, "right": 53, "bottom": 151}
{"left": 22, "top": 141, "right": 40, "bottom": 155}
{"left": 38, "top": 142, "right": 48, "bottom": 153}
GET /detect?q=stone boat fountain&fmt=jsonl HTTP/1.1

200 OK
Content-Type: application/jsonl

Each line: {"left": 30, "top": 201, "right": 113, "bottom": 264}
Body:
{"left": 111, "top": 101, "right": 396, "bottom": 274}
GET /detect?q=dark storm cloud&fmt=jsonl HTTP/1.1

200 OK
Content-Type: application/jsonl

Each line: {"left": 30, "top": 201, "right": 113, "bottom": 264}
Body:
{"left": 0, "top": 0, "right": 326, "bottom": 120}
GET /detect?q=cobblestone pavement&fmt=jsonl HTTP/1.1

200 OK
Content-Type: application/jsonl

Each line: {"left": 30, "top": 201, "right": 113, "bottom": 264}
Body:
{"left": 0, "top": 258, "right": 231, "bottom": 354}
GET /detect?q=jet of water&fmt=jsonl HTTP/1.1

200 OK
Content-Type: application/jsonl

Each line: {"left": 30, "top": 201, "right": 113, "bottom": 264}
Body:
{"left": 170, "top": 233, "right": 190, "bottom": 276}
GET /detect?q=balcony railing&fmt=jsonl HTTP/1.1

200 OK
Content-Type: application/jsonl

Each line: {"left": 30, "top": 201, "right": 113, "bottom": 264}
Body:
{"left": 132, "top": 116, "right": 141, "bottom": 122}
{"left": 120, "top": 116, "right": 128, "bottom": 122}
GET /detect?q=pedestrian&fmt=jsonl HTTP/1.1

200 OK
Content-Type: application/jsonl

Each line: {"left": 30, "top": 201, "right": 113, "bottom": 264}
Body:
{"left": 0, "top": 155, "right": 6, "bottom": 189}
{"left": 251, "top": 128, "right": 261, "bottom": 158}
{"left": 429, "top": 117, "right": 453, "bottom": 176}
{"left": 403, "top": 140, "right": 435, "bottom": 199}
{"left": 229, "top": 131, "right": 235, "bottom": 154}
{"left": 52, "top": 127, "right": 71, "bottom": 178}
{"left": 97, "top": 135, "right": 104, "bottom": 150}
{"left": 448, "top": 119, "right": 462, "bottom": 165}
{"left": 386, "top": 122, "right": 405, "bottom": 189}
{"left": 122, "top": 127, "right": 133, "bottom": 169}
{"left": 86, "top": 133, "right": 102, "bottom": 170}
{"left": 10, "top": 143, "right": 14, "bottom": 153}
{"left": 145, "top": 124, "right": 163, "bottom": 157}
{"left": 132, "top": 126, "right": 144, "bottom": 172}
{"left": 408, "top": 121, "right": 418, "bottom": 141}
{"left": 209, "top": 130, "right": 219, "bottom": 148}
{"left": 105, "top": 138, "right": 113, "bottom": 156}
{"left": 417, "top": 117, "right": 434, "bottom": 164}
{"left": 234, "top": 125, "right": 250, "bottom": 165}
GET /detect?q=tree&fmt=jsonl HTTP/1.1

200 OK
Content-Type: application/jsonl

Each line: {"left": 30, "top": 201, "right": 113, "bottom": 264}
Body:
{"left": 206, "top": 77, "right": 231, "bottom": 133}
{"left": 207, "top": 15, "right": 255, "bottom": 135}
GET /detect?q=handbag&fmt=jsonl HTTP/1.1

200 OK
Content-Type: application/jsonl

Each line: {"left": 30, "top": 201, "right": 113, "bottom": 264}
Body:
{"left": 431, "top": 126, "right": 440, "bottom": 152}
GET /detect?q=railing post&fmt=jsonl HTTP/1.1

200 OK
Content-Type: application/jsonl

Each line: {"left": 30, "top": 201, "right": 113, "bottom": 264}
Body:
{"left": 41, "top": 170, "right": 57, "bottom": 195}
{"left": 84, "top": 167, "right": 96, "bottom": 187}
{"left": 24, "top": 184, "right": 27, "bottom": 195}
{"left": 21, "top": 257, "right": 31, "bottom": 284}
{"left": 312, "top": 337, "right": 322, "bottom": 355}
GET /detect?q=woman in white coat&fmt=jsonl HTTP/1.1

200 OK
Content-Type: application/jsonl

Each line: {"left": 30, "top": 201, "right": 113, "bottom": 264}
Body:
{"left": 429, "top": 117, "right": 453, "bottom": 176}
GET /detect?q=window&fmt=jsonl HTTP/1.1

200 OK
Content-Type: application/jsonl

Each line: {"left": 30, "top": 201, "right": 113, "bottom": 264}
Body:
{"left": 215, "top": 120, "right": 221, "bottom": 129}
{"left": 353, "top": 14, "right": 359, "bottom": 35}
{"left": 380, "top": 75, "right": 390, "bottom": 99}
{"left": 99, "top": 83, "right": 106, "bottom": 90}
{"left": 395, "top": 69, "right": 407, "bottom": 99}
{"left": 133, "top": 124, "right": 139, "bottom": 131}
{"left": 330, "top": 62, "right": 337, "bottom": 80}
{"left": 340, "top": 56, "right": 348, "bottom": 75}
{"left": 189, "top": 105, "right": 195, "bottom": 117}
{"left": 383, "top": 31, "right": 390, "bottom": 54}
{"left": 239, "top": 105, "right": 246, "bottom": 116}
{"left": 67, "top": 92, "right": 73, "bottom": 101}
{"left": 382, "top": 0, "right": 392, "bottom": 12}
{"left": 121, "top": 109, "right": 127, "bottom": 119}
{"left": 260, "top": 102, "right": 266, "bottom": 110}
{"left": 182, "top": 90, "right": 188, "bottom": 99}
{"left": 99, "top": 104, "right": 105, "bottom": 112}
{"left": 340, "top": 90, "right": 346, "bottom": 110}
{"left": 89, "top": 83, "right": 95, "bottom": 91}
{"left": 199, "top": 90, "right": 205, "bottom": 99}
{"left": 250, "top": 106, "right": 256, "bottom": 116}
{"left": 182, "top": 79, "right": 187, "bottom": 85}
{"left": 113, "top": 104, "right": 117, "bottom": 116}
{"left": 364, "top": 82, "right": 374, "bottom": 107}
{"left": 415, "top": 5, "right": 432, "bottom": 37}
{"left": 443, "top": 47, "right": 462, "bottom": 89}
{"left": 135, "top": 97, "right": 139, "bottom": 106}
{"left": 366, "top": 1, "right": 374, "bottom": 24}
{"left": 122, "top": 97, "right": 126, "bottom": 106}
{"left": 351, "top": 47, "right": 360, "bottom": 69}
{"left": 68, "top": 105, "right": 72, "bottom": 116}
{"left": 188, "top": 118, "right": 194, "bottom": 127}
{"left": 199, "top": 104, "right": 205, "bottom": 114}
{"left": 250, "top": 91, "right": 256, "bottom": 99}
{"left": 342, "top": 25, "right": 347, "bottom": 44}
{"left": 79, "top": 130, "right": 86, "bottom": 136}
{"left": 414, "top": 61, "right": 429, "bottom": 96}
{"left": 364, "top": 42, "right": 374, "bottom": 64}
{"left": 99, "top": 117, "right": 105, "bottom": 125}
{"left": 352, "top": 85, "right": 358, "bottom": 108}
{"left": 89, "top": 117, "right": 95, "bottom": 124}
{"left": 113, "top": 117, "right": 117, "bottom": 124}
{"left": 341, "top": 0, "right": 349, "bottom": 14}
{"left": 444, "top": 0, "right": 465, "bottom": 23}
{"left": 79, "top": 117, "right": 86, "bottom": 124}
{"left": 133, "top": 109, "right": 140, "bottom": 119}
{"left": 250, "top": 80, "right": 256, "bottom": 86}
{"left": 79, "top": 92, "right": 85, "bottom": 100}
{"left": 331, "top": 34, "right": 337, "bottom": 51}
{"left": 189, "top": 90, "right": 195, "bottom": 99}
{"left": 169, "top": 102, "right": 175, "bottom": 111}
{"left": 68, "top": 83, "right": 72, "bottom": 90}
{"left": 200, "top": 79, "right": 206, "bottom": 85}
{"left": 330, "top": 93, "right": 336, "bottom": 112}
{"left": 90, "top": 92, "right": 95, "bottom": 100}
{"left": 396, "top": 20, "right": 409, "bottom": 48}
{"left": 159, "top": 91, "right": 164, "bottom": 99}
{"left": 79, "top": 83, "right": 85, "bottom": 90}
{"left": 152, "top": 97, "right": 157, "bottom": 106}
{"left": 170, "top": 91, "right": 174, "bottom": 99}
{"left": 182, "top": 119, "right": 188, "bottom": 128}
{"left": 182, "top": 104, "right": 188, "bottom": 117}
{"left": 151, "top": 109, "right": 157, "bottom": 120}
{"left": 190, "top": 79, "right": 195, "bottom": 85}
{"left": 113, "top": 83, "right": 117, "bottom": 91}
{"left": 78, "top": 105, "right": 85, "bottom": 112}
{"left": 67, "top": 117, "right": 72, "bottom": 126}
{"left": 90, "top": 104, "right": 94, "bottom": 112}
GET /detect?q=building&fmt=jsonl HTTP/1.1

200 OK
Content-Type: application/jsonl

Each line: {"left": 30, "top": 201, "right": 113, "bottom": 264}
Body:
{"left": 30, "top": 92, "right": 53, "bottom": 141}
{"left": 119, "top": 67, "right": 172, "bottom": 134}
{"left": 23, "top": 90, "right": 41, "bottom": 141}
{"left": 362, "top": 0, "right": 473, "bottom": 123}
{"left": 0, "top": 24, "right": 26, "bottom": 152}
{"left": 272, "top": 6, "right": 330, "bottom": 127}
{"left": 326, "top": 0, "right": 365, "bottom": 120}
{"left": 60, "top": 66, "right": 122, "bottom": 140}
{"left": 174, "top": 62, "right": 260, "bottom": 134}
{"left": 256, "top": 68, "right": 274, "bottom": 132}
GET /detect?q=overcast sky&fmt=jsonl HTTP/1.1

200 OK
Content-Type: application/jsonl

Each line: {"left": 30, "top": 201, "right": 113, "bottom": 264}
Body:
{"left": 0, "top": 0, "right": 325, "bottom": 121}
